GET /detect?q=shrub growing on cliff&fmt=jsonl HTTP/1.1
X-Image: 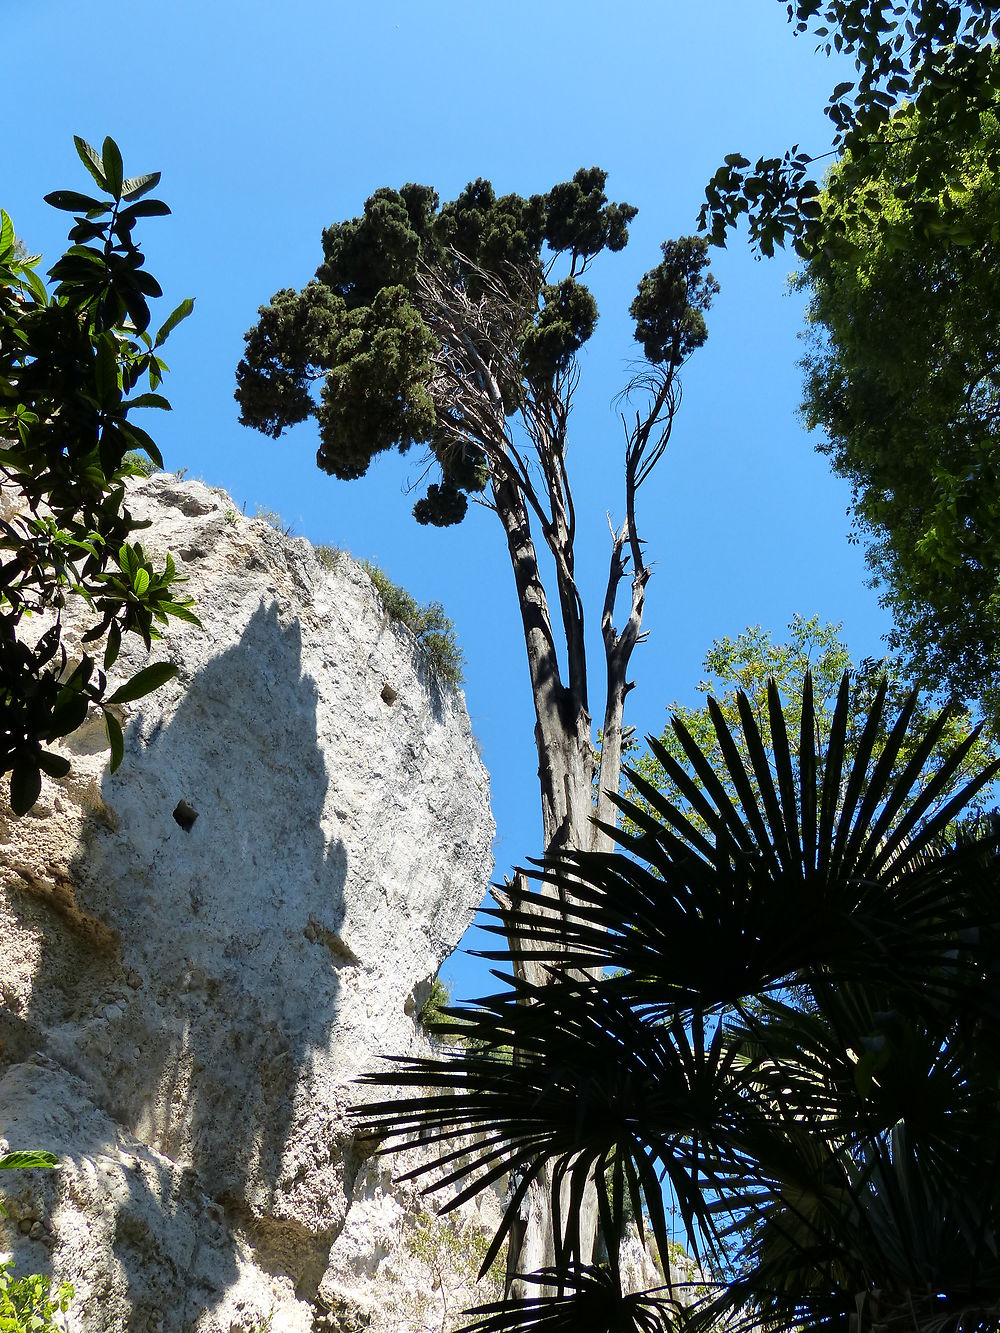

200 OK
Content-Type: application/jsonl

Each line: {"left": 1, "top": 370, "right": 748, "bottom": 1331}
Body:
{"left": 361, "top": 561, "right": 464, "bottom": 685}
{"left": 417, "top": 976, "right": 453, "bottom": 1035}
{"left": 313, "top": 544, "right": 464, "bottom": 684}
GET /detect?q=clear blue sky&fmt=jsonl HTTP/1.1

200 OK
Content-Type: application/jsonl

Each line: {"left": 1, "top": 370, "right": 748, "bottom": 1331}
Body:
{"left": 9, "top": 1, "right": 886, "bottom": 999}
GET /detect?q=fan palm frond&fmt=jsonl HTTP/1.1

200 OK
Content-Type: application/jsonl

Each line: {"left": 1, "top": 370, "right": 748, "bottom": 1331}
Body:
{"left": 353, "top": 673, "right": 1000, "bottom": 1333}
{"left": 455, "top": 1265, "right": 679, "bottom": 1333}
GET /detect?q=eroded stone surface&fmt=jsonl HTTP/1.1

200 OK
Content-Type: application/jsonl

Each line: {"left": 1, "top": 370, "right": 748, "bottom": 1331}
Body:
{"left": 0, "top": 475, "right": 495, "bottom": 1331}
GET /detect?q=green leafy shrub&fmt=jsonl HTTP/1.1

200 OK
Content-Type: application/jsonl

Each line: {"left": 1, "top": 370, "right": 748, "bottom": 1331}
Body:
{"left": 254, "top": 506, "right": 294, "bottom": 537}
{"left": 120, "top": 450, "right": 158, "bottom": 478}
{"left": 0, "top": 1152, "right": 70, "bottom": 1330}
{"left": 0, "top": 1259, "right": 72, "bottom": 1332}
{"left": 360, "top": 561, "right": 464, "bottom": 685}
{"left": 314, "top": 543, "right": 342, "bottom": 571}
{"left": 417, "top": 977, "right": 452, "bottom": 1034}
{"left": 407, "top": 1209, "right": 504, "bottom": 1318}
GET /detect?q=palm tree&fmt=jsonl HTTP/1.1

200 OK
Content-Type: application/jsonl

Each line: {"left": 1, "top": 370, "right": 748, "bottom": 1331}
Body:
{"left": 355, "top": 674, "right": 1000, "bottom": 1333}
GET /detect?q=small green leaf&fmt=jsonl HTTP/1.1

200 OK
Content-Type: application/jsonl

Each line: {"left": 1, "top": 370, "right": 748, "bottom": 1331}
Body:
{"left": 104, "top": 709, "right": 124, "bottom": 773}
{"left": 121, "top": 171, "right": 162, "bottom": 201}
{"left": 10, "top": 758, "right": 42, "bottom": 815}
{"left": 107, "top": 661, "right": 178, "bottom": 706}
{"left": 133, "top": 567, "right": 150, "bottom": 596}
{"left": 21, "top": 265, "right": 49, "bottom": 305}
{"left": 0, "top": 209, "right": 14, "bottom": 259}
{"left": 153, "top": 297, "right": 195, "bottom": 349}
{"left": 102, "top": 136, "right": 124, "bottom": 198}
{"left": 127, "top": 393, "right": 171, "bottom": 411}
{"left": 0, "top": 1151, "right": 59, "bottom": 1170}
{"left": 74, "top": 135, "right": 108, "bottom": 191}
{"left": 159, "top": 601, "right": 202, "bottom": 627}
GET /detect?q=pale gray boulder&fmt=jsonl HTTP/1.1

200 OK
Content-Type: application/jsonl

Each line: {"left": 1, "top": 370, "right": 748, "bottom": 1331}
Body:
{"left": 0, "top": 475, "right": 495, "bottom": 1332}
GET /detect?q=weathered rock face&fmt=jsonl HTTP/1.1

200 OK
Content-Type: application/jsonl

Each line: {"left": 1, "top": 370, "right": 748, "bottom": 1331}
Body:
{"left": 0, "top": 475, "right": 496, "bottom": 1331}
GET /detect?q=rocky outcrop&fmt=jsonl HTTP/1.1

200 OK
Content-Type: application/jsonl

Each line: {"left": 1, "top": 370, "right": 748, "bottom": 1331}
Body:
{"left": 0, "top": 476, "right": 496, "bottom": 1331}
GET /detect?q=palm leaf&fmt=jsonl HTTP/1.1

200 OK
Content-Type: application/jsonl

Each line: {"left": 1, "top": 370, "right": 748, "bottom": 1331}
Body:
{"left": 354, "top": 673, "right": 1000, "bottom": 1333}
{"left": 457, "top": 1265, "right": 678, "bottom": 1333}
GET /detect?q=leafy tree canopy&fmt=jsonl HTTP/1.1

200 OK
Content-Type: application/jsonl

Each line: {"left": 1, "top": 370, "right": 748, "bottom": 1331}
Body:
{"left": 0, "top": 136, "right": 197, "bottom": 814}
{"left": 236, "top": 168, "right": 715, "bottom": 528}
{"left": 701, "top": 0, "right": 1000, "bottom": 257}
{"left": 626, "top": 616, "right": 998, "bottom": 835}
{"left": 795, "top": 85, "right": 1000, "bottom": 717}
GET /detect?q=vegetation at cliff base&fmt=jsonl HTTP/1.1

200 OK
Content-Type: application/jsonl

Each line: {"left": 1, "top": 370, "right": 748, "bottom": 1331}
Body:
{"left": 0, "top": 1259, "right": 73, "bottom": 1333}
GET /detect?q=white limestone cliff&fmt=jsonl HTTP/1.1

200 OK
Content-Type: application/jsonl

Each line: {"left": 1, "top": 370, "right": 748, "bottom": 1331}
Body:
{"left": 0, "top": 474, "right": 497, "bottom": 1331}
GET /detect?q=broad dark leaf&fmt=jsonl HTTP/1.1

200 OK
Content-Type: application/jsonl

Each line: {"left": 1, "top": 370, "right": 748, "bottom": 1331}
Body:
{"left": 106, "top": 661, "right": 178, "bottom": 706}
{"left": 104, "top": 709, "right": 124, "bottom": 773}
{"left": 9, "top": 757, "right": 41, "bottom": 814}
{"left": 43, "top": 190, "right": 106, "bottom": 214}
{"left": 73, "top": 135, "right": 107, "bottom": 191}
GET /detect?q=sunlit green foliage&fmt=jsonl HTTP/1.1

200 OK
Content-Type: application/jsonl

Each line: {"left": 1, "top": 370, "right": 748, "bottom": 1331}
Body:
{"left": 626, "top": 617, "right": 997, "bottom": 837}
{"left": 417, "top": 976, "right": 452, "bottom": 1034}
{"left": 0, "top": 1155, "right": 57, "bottom": 1173}
{"left": 796, "top": 87, "right": 1000, "bottom": 720}
{"left": 0, "top": 1155, "right": 69, "bottom": 1333}
{"left": 702, "top": 1, "right": 1000, "bottom": 257}
{"left": 0, "top": 1260, "right": 73, "bottom": 1333}
{"left": 361, "top": 560, "right": 465, "bottom": 685}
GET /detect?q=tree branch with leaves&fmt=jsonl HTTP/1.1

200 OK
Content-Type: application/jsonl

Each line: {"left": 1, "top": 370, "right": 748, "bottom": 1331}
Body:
{"left": 700, "top": 0, "right": 1000, "bottom": 257}
{"left": 0, "top": 136, "right": 198, "bottom": 814}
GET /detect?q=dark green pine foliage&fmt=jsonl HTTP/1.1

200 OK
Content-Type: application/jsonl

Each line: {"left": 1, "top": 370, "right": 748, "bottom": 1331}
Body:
{"left": 236, "top": 169, "right": 712, "bottom": 529}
